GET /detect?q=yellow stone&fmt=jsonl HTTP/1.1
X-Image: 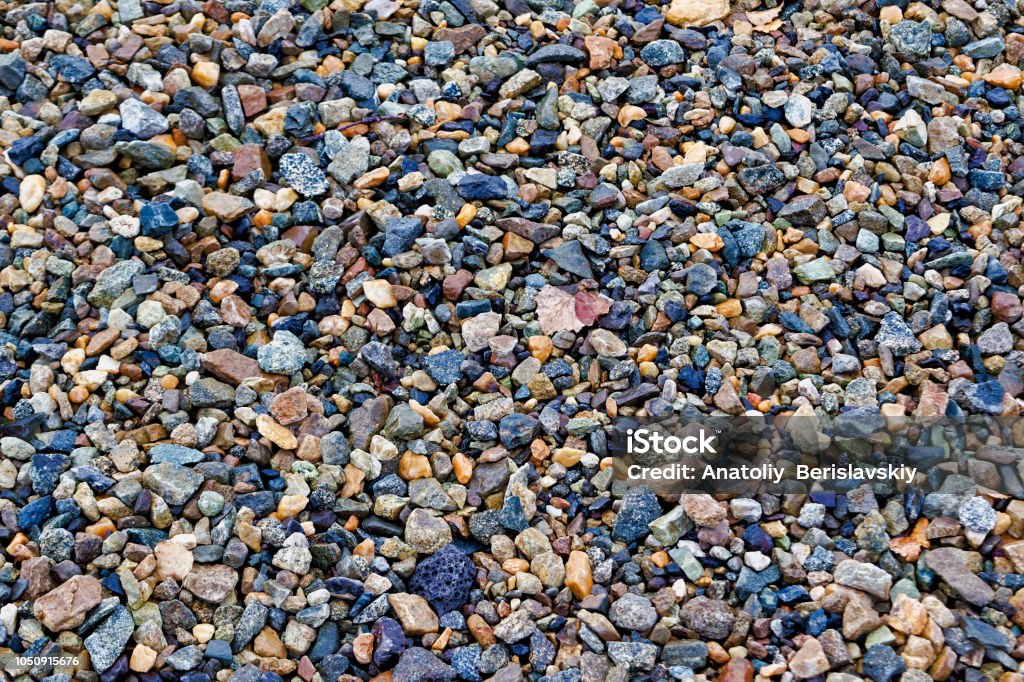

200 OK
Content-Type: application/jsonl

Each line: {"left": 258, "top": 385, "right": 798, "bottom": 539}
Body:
{"left": 552, "top": 447, "right": 585, "bottom": 467}
{"left": 354, "top": 167, "right": 389, "bottom": 189}
{"left": 617, "top": 104, "right": 646, "bottom": 127}
{"left": 928, "top": 213, "right": 950, "bottom": 235}
{"left": 919, "top": 324, "right": 953, "bottom": 350}
{"left": 452, "top": 452, "right": 473, "bottom": 484}
{"left": 456, "top": 203, "right": 477, "bottom": 227}
{"left": 667, "top": 0, "right": 730, "bottom": 27}
{"left": 565, "top": 550, "right": 593, "bottom": 600}
{"left": 130, "top": 645, "right": 157, "bottom": 673}
{"left": 256, "top": 414, "right": 298, "bottom": 449}
{"left": 399, "top": 452, "right": 432, "bottom": 479}
{"left": 528, "top": 335, "right": 553, "bottom": 362}
{"left": 716, "top": 299, "right": 742, "bottom": 317}
{"left": 192, "top": 62, "right": 221, "bottom": 88}
{"left": 276, "top": 494, "right": 308, "bottom": 519}
{"left": 690, "top": 232, "right": 724, "bottom": 251}
{"left": 193, "top": 624, "right": 215, "bottom": 643}
{"left": 985, "top": 64, "right": 1023, "bottom": 90}
{"left": 253, "top": 108, "right": 287, "bottom": 136}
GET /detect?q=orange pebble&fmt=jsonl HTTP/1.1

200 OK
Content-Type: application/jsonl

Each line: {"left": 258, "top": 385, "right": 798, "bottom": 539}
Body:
{"left": 86, "top": 518, "right": 117, "bottom": 538}
{"left": 352, "top": 538, "right": 375, "bottom": 560}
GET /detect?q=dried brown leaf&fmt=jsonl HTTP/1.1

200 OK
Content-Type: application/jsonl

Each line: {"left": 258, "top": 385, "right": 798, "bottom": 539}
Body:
{"left": 536, "top": 285, "right": 585, "bottom": 335}
{"left": 536, "top": 285, "right": 613, "bottom": 334}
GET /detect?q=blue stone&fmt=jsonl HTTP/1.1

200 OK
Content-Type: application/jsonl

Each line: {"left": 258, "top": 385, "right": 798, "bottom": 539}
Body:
{"left": 424, "top": 349, "right": 464, "bottom": 385}
{"left": 140, "top": 202, "right": 179, "bottom": 237}
{"left": 968, "top": 168, "right": 1005, "bottom": 191}
{"left": 499, "top": 413, "right": 538, "bottom": 449}
{"left": 30, "top": 454, "right": 69, "bottom": 495}
{"left": 408, "top": 544, "right": 476, "bottom": 614}
{"left": 457, "top": 174, "right": 508, "bottom": 200}
{"left": 18, "top": 495, "right": 53, "bottom": 531}
{"left": 205, "top": 640, "right": 233, "bottom": 664}
{"left": 383, "top": 217, "right": 424, "bottom": 257}
{"left": 612, "top": 485, "right": 660, "bottom": 543}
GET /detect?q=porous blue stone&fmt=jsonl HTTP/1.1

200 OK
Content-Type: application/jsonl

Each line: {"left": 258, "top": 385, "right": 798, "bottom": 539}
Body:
{"left": 408, "top": 544, "right": 476, "bottom": 614}
{"left": 423, "top": 349, "right": 464, "bottom": 385}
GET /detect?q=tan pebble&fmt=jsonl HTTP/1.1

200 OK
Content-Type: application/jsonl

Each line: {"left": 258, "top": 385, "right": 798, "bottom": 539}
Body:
{"left": 193, "top": 624, "right": 216, "bottom": 643}
{"left": 19, "top": 175, "right": 46, "bottom": 213}
{"left": 617, "top": 104, "right": 646, "bottom": 127}
{"left": 352, "top": 632, "right": 374, "bottom": 664}
{"left": 129, "top": 645, "right": 157, "bottom": 673}
{"left": 362, "top": 279, "right": 397, "bottom": 308}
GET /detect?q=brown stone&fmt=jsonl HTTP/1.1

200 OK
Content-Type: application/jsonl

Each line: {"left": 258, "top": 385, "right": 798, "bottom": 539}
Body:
{"left": 237, "top": 84, "right": 268, "bottom": 117}
{"left": 924, "top": 547, "right": 995, "bottom": 607}
{"left": 842, "top": 597, "right": 881, "bottom": 639}
{"left": 992, "top": 290, "right": 1023, "bottom": 323}
{"left": 719, "top": 658, "right": 753, "bottom": 682}
{"left": 86, "top": 327, "right": 120, "bottom": 356}
{"left": 201, "top": 348, "right": 261, "bottom": 385}
{"left": 502, "top": 232, "right": 534, "bottom": 260}
{"left": 33, "top": 575, "right": 103, "bottom": 631}
{"left": 443, "top": 269, "right": 476, "bottom": 301}
{"left": 233, "top": 144, "right": 272, "bottom": 181}
{"left": 584, "top": 35, "right": 620, "bottom": 70}
{"left": 271, "top": 386, "right": 309, "bottom": 425}
{"left": 683, "top": 494, "right": 726, "bottom": 526}
{"left": 22, "top": 556, "right": 56, "bottom": 599}
{"left": 202, "top": 191, "right": 254, "bottom": 221}
{"left": 435, "top": 24, "right": 487, "bottom": 53}
{"left": 467, "top": 613, "right": 496, "bottom": 647}
{"left": 254, "top": 626, "right": 288, "bottom": 657}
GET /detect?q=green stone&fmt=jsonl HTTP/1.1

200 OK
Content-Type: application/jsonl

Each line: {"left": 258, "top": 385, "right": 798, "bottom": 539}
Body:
{"left": 793, "top": 258, "right": 835, "bottom": 284}
{"left": 865, "top": 625, "right": 896, "bottom": 649}
{"left": 427, "top": 149, "right": 463, "bottom": 177}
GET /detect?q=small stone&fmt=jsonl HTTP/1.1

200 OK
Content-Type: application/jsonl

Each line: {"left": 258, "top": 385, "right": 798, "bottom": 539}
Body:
{"left": 789, "top": 638, "right": 831, "bottom": 679}
{"left": 33, "top": 575, "right": 102, "bottom": 631}
{"left": 389, "top": 593, "right": 439, "bottom": 635}
{"left": 363, "top": 279, "right": 397, "bottom": 308}
{"left": 19, "top": 175, "right": 45, "bottom": 213}
{"left": 120, "top": 98, "right": 169, "bottom": 139}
